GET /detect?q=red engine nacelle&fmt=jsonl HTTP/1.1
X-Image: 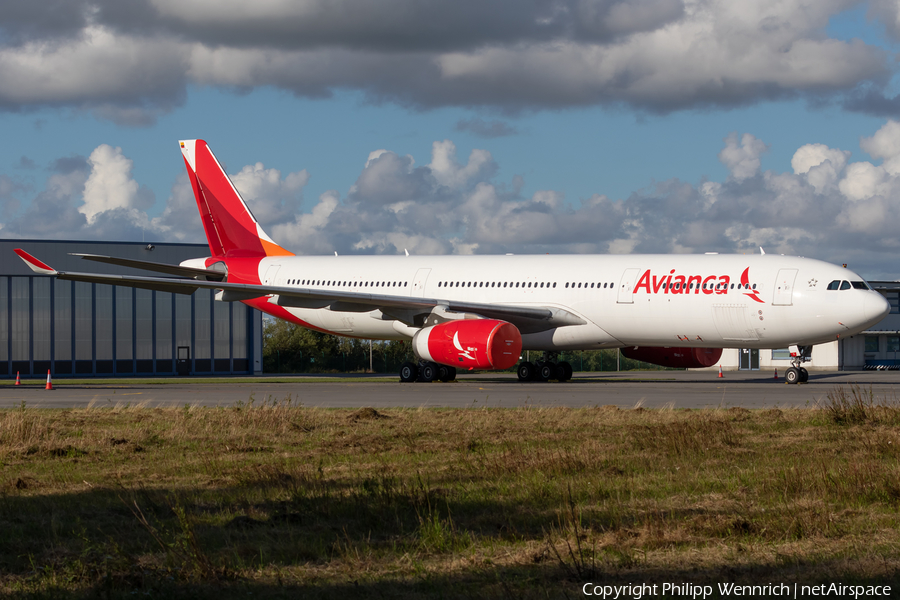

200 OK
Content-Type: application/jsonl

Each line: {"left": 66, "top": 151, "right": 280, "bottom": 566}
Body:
{"left": 412, "top": 319, "right": 522, "bottom": 370}
{"left": 620, "top": 346, "right": 723, "bottom": 369}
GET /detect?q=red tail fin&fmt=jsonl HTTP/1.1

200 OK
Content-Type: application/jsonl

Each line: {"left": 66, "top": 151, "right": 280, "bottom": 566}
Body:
{"left": 180, "top": 139, "right": 293, "bottom": 258}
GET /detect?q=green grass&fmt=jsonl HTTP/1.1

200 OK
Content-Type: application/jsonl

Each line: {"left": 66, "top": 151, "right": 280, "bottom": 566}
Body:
{"left": 1, "top": 390, "right": 899, "bottom": 598}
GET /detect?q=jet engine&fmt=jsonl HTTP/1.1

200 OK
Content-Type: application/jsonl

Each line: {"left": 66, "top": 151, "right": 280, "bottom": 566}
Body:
{"left": 620, "top": 346, "right": 722, "bottom": 369}
{"left": 412, "top": 319, "right": 522, "bottom": 370}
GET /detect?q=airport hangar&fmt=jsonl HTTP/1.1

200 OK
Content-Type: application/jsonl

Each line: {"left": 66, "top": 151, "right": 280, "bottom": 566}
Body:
{"left": 0, "top": 239, "right": 262, "bottom": 378}
{"left": 0, "top": 238, "right": 898, "bottom": 378}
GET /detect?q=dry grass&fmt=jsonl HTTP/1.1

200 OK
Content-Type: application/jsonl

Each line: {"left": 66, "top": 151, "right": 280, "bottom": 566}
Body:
{"left": 1, "top": 390, "right": 899, "bottom": 598}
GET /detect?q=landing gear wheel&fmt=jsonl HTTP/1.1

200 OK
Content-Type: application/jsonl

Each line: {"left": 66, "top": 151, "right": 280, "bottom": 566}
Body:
{"left": 400, "top": 362, "right": 418, "bottom": 383}
{"left": 438, "top": 365, "right": 456, "bottom": 382}
{"left": 537, "top": 362, "right": 554, "bottom": 382}
{"left": 785, "top": 367, "right": 800, "bottom": 385}
{"left": 517, "top": 361, "right": 535, "bottom": 382}
{"left": 799, "top": 367, "right": 809, "bottom": 383}
{"left": 558, "top": 361, "right": 573, "bottom": 382}
{"left": 419, "top": 362, "right": 437, "bottom": 382}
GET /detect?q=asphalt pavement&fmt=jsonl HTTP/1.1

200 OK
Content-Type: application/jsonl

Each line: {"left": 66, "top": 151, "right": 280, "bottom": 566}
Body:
{"left": 2, "top": 370, "right": 897, "bottom": 409}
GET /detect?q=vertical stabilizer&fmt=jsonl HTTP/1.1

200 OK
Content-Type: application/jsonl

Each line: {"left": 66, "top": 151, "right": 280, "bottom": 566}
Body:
{"left": 179, "top": 140, "right": 294, "bottom": 258}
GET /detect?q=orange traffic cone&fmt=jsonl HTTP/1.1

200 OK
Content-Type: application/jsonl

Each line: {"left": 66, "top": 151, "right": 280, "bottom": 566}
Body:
{"left": 774, "top": 368, "right": 778, "bottom": 380}
{"left": 14, "top": 371, "right": 20, "bottom": 386}
{"left": 718, "top": 364, "right": 724, "bottom": 378}
{"left": 45, "top": 370, "right": 53, "bottom": 390}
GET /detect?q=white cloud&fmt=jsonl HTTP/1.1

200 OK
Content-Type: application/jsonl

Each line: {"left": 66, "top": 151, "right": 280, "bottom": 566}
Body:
{"left": 718, "top": 133, "right": 768, "bottom": 181}
{"left": 428, "top": 140, "right": 495, "bottom": 188}
{"left": 791, "top": 143, "right": 850, "bottom": 193}
{"left": 79, "top": 145, "right": 147, "bottom": 223}
{"left": 230, "top": 162, "right": 309, "bottom": 226}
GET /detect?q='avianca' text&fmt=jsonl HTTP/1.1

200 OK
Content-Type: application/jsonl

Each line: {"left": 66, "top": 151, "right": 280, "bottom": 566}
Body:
{"left": 633, "top": 269, "right": 742, "bottom": 295}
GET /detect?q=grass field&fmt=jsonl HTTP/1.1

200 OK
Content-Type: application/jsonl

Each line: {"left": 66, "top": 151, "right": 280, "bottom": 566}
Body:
{"left": 2, "top": 387, "right": 899, "bottom": 598}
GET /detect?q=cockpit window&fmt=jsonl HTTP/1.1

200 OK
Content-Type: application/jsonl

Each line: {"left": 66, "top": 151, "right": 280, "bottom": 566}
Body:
{"left": 827, "top": 280, "right": 840, "bottom": 290}
{"left": 840, "top": 280, "right": 851, "bottom": 290}
{"left": 851, "top": 281, "right": 870, "bottom": 290}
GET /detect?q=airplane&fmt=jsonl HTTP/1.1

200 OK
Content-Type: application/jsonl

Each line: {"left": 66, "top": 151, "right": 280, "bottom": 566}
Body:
{"left": 14, "top": 139, "right": 891, "bottom": 385}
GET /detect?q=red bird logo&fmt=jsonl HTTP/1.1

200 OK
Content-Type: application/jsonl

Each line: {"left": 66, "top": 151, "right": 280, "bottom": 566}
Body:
{"left": 741, "top": 268, "right": 764, "bottom": 303}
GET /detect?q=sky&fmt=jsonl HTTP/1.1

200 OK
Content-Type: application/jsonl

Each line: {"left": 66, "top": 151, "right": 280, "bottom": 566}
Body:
{"left": 3, "top": 1, "right": 900, "bottom": 278}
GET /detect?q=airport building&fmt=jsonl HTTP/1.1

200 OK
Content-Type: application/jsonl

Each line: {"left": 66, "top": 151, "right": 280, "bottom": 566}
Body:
{"left": 0, "top": 240, "right": 263, "bottom": 378}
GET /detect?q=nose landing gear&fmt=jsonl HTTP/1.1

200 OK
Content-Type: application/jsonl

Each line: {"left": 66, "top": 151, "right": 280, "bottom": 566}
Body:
{"left": 784, "top": 345, "right": 812, "bottom": 384}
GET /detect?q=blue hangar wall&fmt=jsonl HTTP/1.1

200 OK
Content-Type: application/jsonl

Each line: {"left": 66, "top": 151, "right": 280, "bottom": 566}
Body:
{"left": 0, "top": 240, "right": 263, "bottom": 377}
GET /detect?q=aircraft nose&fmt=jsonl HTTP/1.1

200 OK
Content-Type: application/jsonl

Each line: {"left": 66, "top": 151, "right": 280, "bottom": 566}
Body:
{"left": 865, "top": 292, "right": 891, "bottom": 325}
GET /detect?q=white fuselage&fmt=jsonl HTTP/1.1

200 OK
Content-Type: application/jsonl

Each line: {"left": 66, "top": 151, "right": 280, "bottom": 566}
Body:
{"left": 250, "top": 253, "right": 890, "bottom": 351}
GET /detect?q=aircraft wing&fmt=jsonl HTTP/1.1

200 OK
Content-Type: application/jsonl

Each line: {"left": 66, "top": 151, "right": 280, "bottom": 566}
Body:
{"left": 69, "top": 253, "right": 226, "bottom": 280}
{"left": 15, "top": 249, "right": 583, "bottom": 333}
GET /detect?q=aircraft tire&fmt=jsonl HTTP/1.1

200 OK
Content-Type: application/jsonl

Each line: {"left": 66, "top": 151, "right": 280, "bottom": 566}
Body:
{"left": 537, "top": 362, "right": 553, "bottom": 382}
{"left": 558, "top": 361, "right": 573, "bottom": 382}
{"left": 419, "top": 362, "right": 437, "bottom": 382}
{"left": 799, "top": 367, "right": 809, "bottom": 383}
{"left": 400, "top": 362, "right": 418, "bottom": 383}
{"left": 785, "top": 367, "right": 800, "bottom": 385}
{"left": 517, "top": 361, "right": 535, "bottom": 382}
{"left": 438, "top": 365, "right": 454, "bottom": 382}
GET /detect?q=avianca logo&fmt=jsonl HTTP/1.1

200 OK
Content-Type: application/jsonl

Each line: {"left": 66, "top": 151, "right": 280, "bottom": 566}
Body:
{"left": 633, "top": 267, "right": 764, "bottom": 303}
{"left": 453, "top": 331, "right": 476, "bottom": 360}
{"left": 740, "top": 267, "right": 764, "bottom": 303}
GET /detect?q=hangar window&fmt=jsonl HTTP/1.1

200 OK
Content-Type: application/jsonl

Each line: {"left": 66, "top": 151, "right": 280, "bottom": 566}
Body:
{"left": 889, "top": 337, "right": 900, "bottom": 352}
{"left": 866, "top": 336, "right": 880, "bottom": 352}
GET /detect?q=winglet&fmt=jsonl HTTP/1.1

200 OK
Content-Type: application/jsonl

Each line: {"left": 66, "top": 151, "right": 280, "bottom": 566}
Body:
{"left": 14, "top": 249, "right": 58, "bottom": 275}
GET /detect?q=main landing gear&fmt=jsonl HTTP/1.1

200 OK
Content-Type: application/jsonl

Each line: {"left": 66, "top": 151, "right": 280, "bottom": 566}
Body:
{"left": 517, "top": 352, "right": 573, "bottom": 383}
{"left": 784, "top": 344, "right": 812, "bottom": 385}
{"left": 399, "top": 361, "right": 457, "bottom": 383}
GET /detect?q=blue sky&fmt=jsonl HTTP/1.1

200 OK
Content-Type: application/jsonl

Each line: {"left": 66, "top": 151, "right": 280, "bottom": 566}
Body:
{"left": 3, "top": 0, "right": 900, "bottom": 278}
